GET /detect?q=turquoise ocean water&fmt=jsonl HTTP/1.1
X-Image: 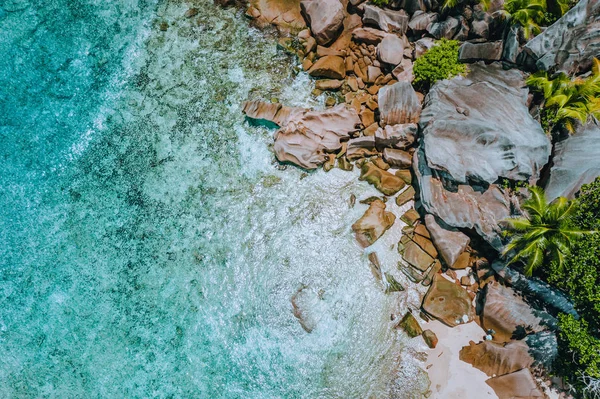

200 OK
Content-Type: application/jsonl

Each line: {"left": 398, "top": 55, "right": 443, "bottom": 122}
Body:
{"left": 0, "top": 1, "right": 427, "bottom": 397}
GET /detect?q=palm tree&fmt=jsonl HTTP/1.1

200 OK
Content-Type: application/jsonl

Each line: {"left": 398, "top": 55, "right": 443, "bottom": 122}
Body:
{"left": 527, "top": 58, "right": 600, "bottom": 133}
{"left": 503, "top": 187, "right": 593, "bottom": 276}
{"left": 502, "top": 0, "right": 547, "bottom": 39}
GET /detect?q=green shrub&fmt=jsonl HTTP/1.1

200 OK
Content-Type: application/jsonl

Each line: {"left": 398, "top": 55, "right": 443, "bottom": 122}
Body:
{"left": 548, "top": 178, "right": 600, "bottom": 330}
{"left": 370, "top": 0, "right": 389, "bottom": 7}
{"left": 557, "top": 314, "right": 600, "bottom": 381}
{"left": 503, "top": 0, "right": 547, "bottom": 39}
{"left": 413, "top": 39, "right": 466, "bottom": 90}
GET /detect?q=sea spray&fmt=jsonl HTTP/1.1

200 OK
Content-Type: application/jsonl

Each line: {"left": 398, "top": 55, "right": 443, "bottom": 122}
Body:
{"left": 0, "top": 0, "right": 429, "bottom": 397}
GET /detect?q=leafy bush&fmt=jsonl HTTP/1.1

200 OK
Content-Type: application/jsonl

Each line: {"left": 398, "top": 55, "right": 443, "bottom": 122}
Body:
{"left": 370, "top": 0, "right": 389, "bottom": 7}
{"left": 548, "top": 178, "right": 600, "bottom": 393}
{"left": 413, "top": 39, "right": 466, "bottom": 90}
{"left": 527, "top": 59, "right": 600, "bottom": 133}
{"left": 557, "top": 314, "right": 600, "bottom": 383}
{"left": 548, "top": 178, "right": 600, "bottom": 330}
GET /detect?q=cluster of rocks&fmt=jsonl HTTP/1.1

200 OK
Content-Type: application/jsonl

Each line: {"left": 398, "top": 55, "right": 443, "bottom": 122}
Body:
{"left": 239, "top": 0, "right": 600, "bottom": 397}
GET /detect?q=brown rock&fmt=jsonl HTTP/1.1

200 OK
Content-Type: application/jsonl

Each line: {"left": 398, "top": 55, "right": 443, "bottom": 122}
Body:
{"left": 300, "top": 0, "right": 344, "bottom": 45}
{"left": 352, "top": 27, "right": 387, "bottom": 44}
{"left": 399, "top": 312, "right": 423, "bottom": 338}
{"left": 422, "top": 274, "right": 475, "bottom": 327}
{"left": 460, "top": 276, "right": 471, "bottom": 286}
{"left": 323, "top": 153, "right": 336, "bottom": 171}
{"left": 363, "top": 122, "right": 379, "bottom": 136}
{"left": 360, "top": 162, "right": 406, "bottom": 195}
{"left": 486, "top": 368, "right": 545, "bottom": 399}
{"left": 347, "top": 76, "right": 358, "bottom": 91}
{"left": 382, "top": 148, "right": 412, "bottom": 169}
{"left": 402, "top": 240, "right": 435, "bottom": 272}
{"left": 450, "top": 251, "right": 471, "bottom": 270}
{"left": 344, "top": 56, "right": 353, "bottom": 73}
{"left": 459, "top": 340, "right": 534, "bottom": 377}
{"left": 378, "top": 81, "right": 421, "bottom": 126}
{"left": 351, "top": 199, "right": 396, "bottom": 247}
{"left": 242, "top": 101, "right": 360, "bottom": 169}
{"left": 302, "top": 58, "right": 314, "bottom": 71}
{"left": 422, "top": 329, "right": 438, "bottom": 348}
{"left": 392, "top": 57, "right": 414, "bottom": 82}
{"left": 396, "top": 186, "right": 415, "bottom": 206}
{"left": 346, "top": 136, "right": 378, "bottom": 160}
{"left": 184, "top": 8, "right": 199, "bottom": 18}
{"left": 368, "top": 252, "right": 382, "bottom": 280}
{"left": 400, "top": 208, "right": 420, "bottom": 226}
{"left": 366, "top": 97, "right": 378, "bottom": 111}
{"left": 425, "top": 214, "right": 470, "bottom": 269}
{"left": 337, "top": 156, "right": 354, "bottom": 171}
{"left": 372, "top": 157, "right": 390, "bottom": 170}
{"left": 482, "top": 282, "right": 544, "bottom": 342}
{"left": 316, "top": 45, "right": 345, "bottom": 58}
{"left": 414, "top": 223, "right": 430, "bottom": 239}
{"left": 362, "top": 4, "right": 408, "bottom": 34}
{"left": 375, "top": 123, "right": 417, "bottom": 150}
{"left": 412, "top": 233, "right": 438, "bottom": 258}
{"left": 315, "top": 79, "right": 343, "bottom": 90}
{"left": 360, "top": 108, "right": 375, "bottom": 127}
{"left": 367, "top": 65, "right": 382, "bottom": 83}
{"left": 395, "top": 169, "right": 412, "bottom": 184}
{"left": 308, "top": 56, "right": 346, "bottom": 79}
{"left": 367, "top": 85, "right": 380, "bottom": 95}
{"left": 249, "top": 0, "right": 306, "bottom": 31}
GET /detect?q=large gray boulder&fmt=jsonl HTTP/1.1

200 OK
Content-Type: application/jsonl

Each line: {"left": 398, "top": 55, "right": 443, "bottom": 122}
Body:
{"left": 420, "top": 63, "right": 551, "bottom": 184}
{"left": 523, "top": 0, "right": 600, "bottom": 74}
{"left": 545, "top": 119, "right": 600, "bottom": 200}
{"left": 413, "top": 147, "right": 514, "bottom": 250}
{"left": 362, "top": 4, "right": 409, "bottom": 34}
{"left": 300, "top": 0, "right": 345, "bottom": 45}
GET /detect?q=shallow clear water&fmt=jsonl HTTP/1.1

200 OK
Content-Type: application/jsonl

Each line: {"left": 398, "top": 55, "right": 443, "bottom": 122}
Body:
{"left": 0, "top": 1, "right": 427, "bottom": 397}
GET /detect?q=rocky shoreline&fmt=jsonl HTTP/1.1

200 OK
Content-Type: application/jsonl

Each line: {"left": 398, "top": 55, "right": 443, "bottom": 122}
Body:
{"left": 207, "top": 0, "right": 598, "bottom": 396}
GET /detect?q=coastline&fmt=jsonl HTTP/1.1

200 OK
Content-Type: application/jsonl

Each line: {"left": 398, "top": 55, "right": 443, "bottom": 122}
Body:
{"left": 230, "top": 0, "right": 585, "bottom": 396}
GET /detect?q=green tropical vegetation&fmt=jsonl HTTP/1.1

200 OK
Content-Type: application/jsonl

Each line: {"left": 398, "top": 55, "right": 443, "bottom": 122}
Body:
{"left": 370, "top": 0, "right": 390, "bottom": 7}
{"left": 413, "top": 39, "right": 466, "bottom": 90}
{"left": 500, "top": 178, "right": 600, "bottom": 394}
{"left": 502, "top": 186, "right": 590, "bottom": 276}
{"left": 502, "top": 0, "right": 547, "bottom": 39}
{"left": 527, "top": 58, "right": 600, "bottom": 133}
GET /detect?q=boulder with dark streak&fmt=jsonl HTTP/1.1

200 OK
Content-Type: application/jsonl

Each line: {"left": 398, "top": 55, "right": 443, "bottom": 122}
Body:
{"left": 486, "top": 368, "right": 546, "bottom": 399}
{"left": 419, "top": 63, "right": 551, "bottom": 184}
{"left": 362, "top": 4, "right": 409, "bottom": 34}
{"left": 459, "top": 340, "right": 534, "bottom": 377}
{"left": 413, "top": 147, "right": 514, "bottom": 250}
{"left": 425, "top": 214, "right": 470, "bottom": 268}
{"left": 544, "top": 119, "right": 600, "bottom": 201}
{"left": 523, "top": 0, "right": 600, "bottom": 74}
{"left": 481, "top": 282, "right": 548, "bottom": 343}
